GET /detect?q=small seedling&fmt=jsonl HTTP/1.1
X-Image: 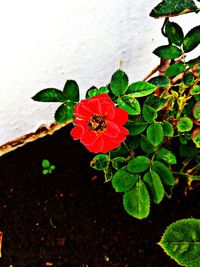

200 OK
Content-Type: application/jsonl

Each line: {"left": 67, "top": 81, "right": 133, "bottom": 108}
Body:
{"left": 42, "top": 159, "right": 56, "bottom": 175}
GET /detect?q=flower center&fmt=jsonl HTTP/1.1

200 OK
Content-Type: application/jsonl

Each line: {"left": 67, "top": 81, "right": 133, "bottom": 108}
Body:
{"left": 88, "top": 114, "right": 107, "bottom": 132}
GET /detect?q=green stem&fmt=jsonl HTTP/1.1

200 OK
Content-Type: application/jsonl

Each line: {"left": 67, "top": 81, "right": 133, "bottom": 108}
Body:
{"left": 123, "top": 142, "right": 135, "bottom": 158}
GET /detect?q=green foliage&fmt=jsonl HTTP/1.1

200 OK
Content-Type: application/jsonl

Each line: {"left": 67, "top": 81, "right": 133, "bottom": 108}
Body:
{"left": 112, "top": 167, "right": 138, "bottom": 192}
{"left": 127, "top": 156, "right": 150, "bottom": 173}
{"left": 162, "top": 121, "right": 174, "bottom": 137}
{"left": 165, "top": 62, "right": 186, "bottom": 77}
{"left": 144, "top": 95, "right": 167, "bottom": 111}
{"left": 110, "top": 69, "right": 129, "bottom": 96}
{"left": 127, "top": 81, "right": 157, "bottom": 97}
{"left": 123, "top": 179, "right": 150, "bottom": 219}
{"left": 184, "top": 72, "right": 195, "bottom": 86}
{"left": 125, "top": 116, "right": 147, "bottom": 136}
{"left": 152, "top": 160, "right": 175, "bottom": 186}
{"left": 148, "top": 76, "right": 169, "bottom": 87}
{"left": 147, "top": 123, "right": 163, "bottom": 146}
{"left": 32, "top": 88, "right": 66, "bottom": 102}
{"left": 63, "top": 80, "right": 79, "bottom": 102}
{"left": 150, "top": 0, "right": 198, "bottom": 18}
{"left": 191, "top": 128, "right": 200, "bottom": 148}
{"left": 159, "top": 219, "right": 200, "bottom": 267}
{"left": 143, "top": 170, "right": 164, "bottom": 204}
{"left": 140, "top": 135, "right": 155, "bottom": 154}
{"left": 193, "top": 101, "right": 200, "bottom": 120}
{"left": 153, "top": 45, "right": 182, "bottom": 59}
{"left": 55, "top": 102, "right": 75, "bottom": 123}
{"left": 190, "top": 85, "right": 200, "bottom": 95}
{"left": 90, "top": 154, "right": 110, "bottom": 170}
{"left": 117, "top": 95, "right": 141, "bottom": 115}
{"left": 142, "top": 104, "right": 158, "bottom": 123}
{"left": 183, "top": 26, "right": 200, "bottom": 52}
{"left": 156, "top": 148, "right": 177, "bottom": 165}
{"left": 111, "top": 157, "right": 126, "bottom": 170}
{"left": 165, "top": 21, "right": 184, "bottom": 46}
{"left": 177, "top": 117, "right": 193, "bottom": 132}
{"left": 42, "top": 159, "right": 56, "bottom": 175}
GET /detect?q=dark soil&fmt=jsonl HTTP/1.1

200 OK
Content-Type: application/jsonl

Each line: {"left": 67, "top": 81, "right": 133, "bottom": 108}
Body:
{"left": 0, "top": 124, "right": 199, "bottom": 267}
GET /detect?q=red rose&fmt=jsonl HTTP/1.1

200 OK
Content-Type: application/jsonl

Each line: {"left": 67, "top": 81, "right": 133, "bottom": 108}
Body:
{"left": 70, "top": 94, "right": 129, "bottom": 153}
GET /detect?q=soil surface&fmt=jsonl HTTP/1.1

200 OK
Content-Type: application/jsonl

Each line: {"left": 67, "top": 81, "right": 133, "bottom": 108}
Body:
{"left": 0, "top": 124, "right": 199, "bottom": 267}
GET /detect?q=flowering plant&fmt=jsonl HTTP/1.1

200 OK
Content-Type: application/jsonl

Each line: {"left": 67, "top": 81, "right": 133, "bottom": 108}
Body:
{"left": 32, "top": 0, "right": 200, "bottom": 222}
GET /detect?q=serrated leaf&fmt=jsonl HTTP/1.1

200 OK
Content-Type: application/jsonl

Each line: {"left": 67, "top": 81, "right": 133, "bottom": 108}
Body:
{"left": 153, "top": 45, "right": 182, "bottom": 59}
{"left": 42, "top": 159, "right": 50, "bottom": 168}
{"left": 127, "top": 81, "right": 157, "bottom": 97}
{"left": 142, "top": 104, "right": 158, "bottom": 123}
{"left": 90, "top": 154, "right": 110, "bottom": 170}
{"left": 148, "top": 76, "right": 170, "bottom": 87}
{"left": 125, "top": 116, "right": 147, "bottom": 136}
{"left": 159, "top": 219, "right": 200, "bottom": 267}
{"left": 150, "top": 0, "right": 198, "bottom": 18}
{"left": 127, "top": 156, "right": 150, "bottom": 173}
{"left": 191, "top": 128, "right": 200, "bottom": 148}
{"left": 162, "top": 120, "right": 174, "bottom": 137}
{"left": 63, "top": 80, "right": 79, "bottom": 102}
{"left": 183, "top": 26, "right": 200, "bottom": 53}
{"left": 190, "top": 85, "right": 200, "bottom": 95}
{"left": 184, "top": 72, "right": 195, "bottom": 86}
{"left": 165, "top": 21, "right": 184, "bottom": 46}
{"left": 123, "top": 179, "right": 150, "bottom": 219}
{"left": 111, "top": 157, "right": 126, "bottom": 170}
{"left": 144, "top": 95, "right": 167, "bottom": 111}
{"left": 112, "top": 167, "right": 139, "bottom": 192}
{"left": 104, "top": 166, "right": 113, "bottom": 182}
{"left": 32, "top": 88, "right": 66, "bottom": 102}
{"left": 147, "top": 123, "right": 163, "bottom": 146}
{"left": 193, "top": 101, "right": 200, "bottom": 120}
{"left": 177, "top": 117, "right": 193, "bottom": 132}
{"left": 143, "top": 171, "right": 164, "bottom": 204}
{"left": 156, "top": 148, "right": 177, "bottom": 165}
{"left": 110, "top": 69, "right": 129, "bottom": 96}
{"left": 152, "top": 160, "right": 175, "bottom": 186}
{"left": 140, "top": 135, "right": 155, "bottom": 154}
{"left": 55, "top": 102, "right": 75, "bottom": 123}
{"left": 117, "top": 95, "right": 141, "bottom": 115}
{"left": 165, "top": 62, "right": 186, "bottom": 77}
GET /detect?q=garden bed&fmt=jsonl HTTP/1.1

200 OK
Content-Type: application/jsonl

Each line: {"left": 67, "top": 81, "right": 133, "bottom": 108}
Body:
{"left": 0, "top": 124, "right": 199, "bottom": 267}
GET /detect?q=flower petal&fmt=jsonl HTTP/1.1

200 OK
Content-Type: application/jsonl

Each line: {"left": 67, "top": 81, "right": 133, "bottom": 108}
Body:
{"left": 112, "top": 107, "right": 129, "bottom": 125}
{"left": 81, "top": 129, "right": 98, "bottom": 145}
{"left": 74, "top": 101, "right": 93, "bottom": 119}
{"left": 70, "top": 125, "right": 84, "bottom": 140}
{"left": 105, "top": 121, "right": 120, "bottom": 138}
{"left": 86, "top": 135, "right": 104, "bottom": 153}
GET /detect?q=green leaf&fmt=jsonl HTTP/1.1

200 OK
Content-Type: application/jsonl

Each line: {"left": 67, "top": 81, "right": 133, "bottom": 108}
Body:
{"left": 156, "top": 148, "right": 177, "bottom": 165}
{"left": 142, "top": 104, "right": 158, "bottom": 123}
{"left": 165, "top": 21, "right": 184, "bottom": 46}
{"left": 165, "top": 62, "right": 186, "bottom": 77}
{"left": 193, "top": 101, "right": 200, "bottom": 120}
{"left": 143, "top": 171, "right": 164, "bottom": 204}
{"left": 55, "top": 102, "right": 75, "bottom": 123}
{"left": 104, "top": 166, "right": 113, "bottom": 182}
{"left": 63, "top": 80, "right": 79, "bottom": 102}
{"left": 152, "top": 160, "right": 175, "bottom": 186}
{"left": 187, "top": 56, "right": 200, "bottom": 68}
{"left": 147, "top": 123, "right": 163, "bottom": 146}
{"left": 177, "top": 117, "right": 193, "bottom": 132}
{"left": 85, "top": 86, "right": 98, "bottom": 98}
{"left": 183, "top": 26, "right": 200, "bottom": 53}
{"left": 144, "top": 95, "right": 167, "bottom": 111}
{"left": 32, "top": 88, "right": 66, "bottom": 102}
{"left": 110, "top": 69, "right": 129, "bottom": 96}
{"left": 153, "top": 45, "right": 182, "bottom": 59}
{"left": 127, "top": 81, "right": 157, "bottom": 98}
{"left": 111, "top": 157, "right": 126, "bottom": 170}
{"left": 98, "top": 86, "right": 109, "bottom": 95}
{"left": 50, "top": 165, "right": 56, "bottom": 171}
{"left": 117, "top": 95, "right": 141, "bottom": 115}
{"left": 123, "top": 179, "right": 150, "bottom": 219}
{"left": 42, "top": 169, "right": 49, "bottom": 175}
{"left": 125, "top": 116, "right": 147, "bottom": 136}
{"left": 112, "top": 167, "right": 139, "bottom": 192}
{"left": 159, "top": 218, "right": 200, "bottom": 267}
{"left": 42, "top": 159, "right": 50, "bottom": 168}
{"left": 191, "top": 128, "right": 200, "bottom": 148}
{"left": 140, "top": 135, "right": 155, "bottom": 154}
{"left": 90, "top": 154, "right": 110, "bottom": 170}
{"left": 150, "top": 0, "right": 198, "bottom": 18}
{"left": 127, "top": 156, "right": 150, "bottom": 173}
{"left": 162, "top": 120, "right": 174, "bottom": 137}
{"left": 190, "top": 85, "right": 200, "bottom": 95}
{"left": 148, "top": 76, "right": 170, "bottom": 87}
{"left": 184, "top": 72, "right": 195, "bottom": 86}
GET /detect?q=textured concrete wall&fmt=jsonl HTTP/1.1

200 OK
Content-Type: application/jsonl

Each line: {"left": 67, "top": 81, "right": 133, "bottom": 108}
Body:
{"left": 0, "top": 0, "right": 199, "bottom": 145}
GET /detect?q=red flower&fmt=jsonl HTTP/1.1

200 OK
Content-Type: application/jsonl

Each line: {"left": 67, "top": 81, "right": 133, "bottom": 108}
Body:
{"left": 70, "top": 94, "right": 129, "bottom": 153}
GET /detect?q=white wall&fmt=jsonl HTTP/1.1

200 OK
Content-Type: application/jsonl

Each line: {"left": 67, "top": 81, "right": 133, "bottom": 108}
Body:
{"left": 0, "top": 0, "right": 199, "bottom": 145}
